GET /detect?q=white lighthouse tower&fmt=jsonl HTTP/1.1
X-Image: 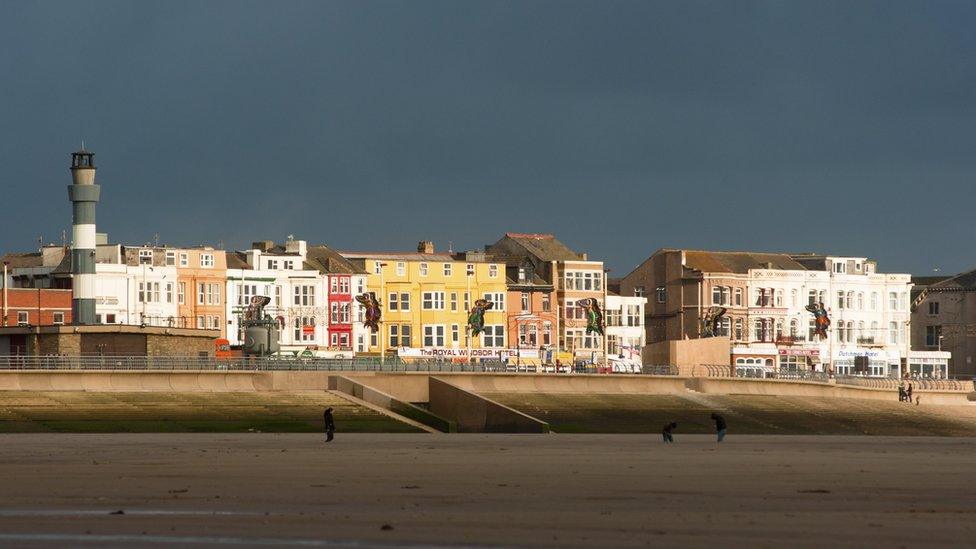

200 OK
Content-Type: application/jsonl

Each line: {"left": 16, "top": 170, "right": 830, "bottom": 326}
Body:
{"left": 68, "top": 149, "right": 100, "bottom": 325}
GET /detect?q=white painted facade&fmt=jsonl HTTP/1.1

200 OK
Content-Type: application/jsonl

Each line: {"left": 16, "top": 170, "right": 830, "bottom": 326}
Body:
{"left": 605, "top": 294, "right": 646, "bottom": 372}
{"left": 350, "top": 274, "right": 368, "bottom": 354}
{"left": 723, "top": 256, "right": 913, "bottom": 377}
{"left": 93, "top": 263, "right": 180, "bottom": 326}
{"left": 225, "top": 244, "right": 330, "bottom": 355}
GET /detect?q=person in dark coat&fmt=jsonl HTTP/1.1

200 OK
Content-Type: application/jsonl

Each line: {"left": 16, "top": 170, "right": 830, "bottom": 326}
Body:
{"left": 711, "top": 413, "right": 727, "bottom": 442}
{"left": 662, "top": 422, "right": 677, "bottom": 443}
{"left": 324, "top": 407, "right": 336, "bottom": 442}
{"left": 906, "top": 383, "right": 914, "bottom": 404}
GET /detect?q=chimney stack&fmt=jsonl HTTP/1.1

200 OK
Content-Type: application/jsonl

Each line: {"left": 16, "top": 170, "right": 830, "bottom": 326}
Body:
{"left": 417, "top": 240, "right": 434, "bottom": 254}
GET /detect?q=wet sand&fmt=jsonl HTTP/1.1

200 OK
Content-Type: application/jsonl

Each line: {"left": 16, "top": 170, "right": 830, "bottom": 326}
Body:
{"left": 0, "top": 433, "right": 973, "bottom": 547}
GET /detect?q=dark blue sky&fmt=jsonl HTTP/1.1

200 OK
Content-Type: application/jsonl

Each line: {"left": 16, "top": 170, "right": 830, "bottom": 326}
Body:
{"left": 2, "top": 1, "right": 974, "bottom": 276}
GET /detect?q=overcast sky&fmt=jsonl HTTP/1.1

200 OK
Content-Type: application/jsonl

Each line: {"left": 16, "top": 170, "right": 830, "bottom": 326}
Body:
{"left": 2, "top": 1, "right": 974, "bottom": 276}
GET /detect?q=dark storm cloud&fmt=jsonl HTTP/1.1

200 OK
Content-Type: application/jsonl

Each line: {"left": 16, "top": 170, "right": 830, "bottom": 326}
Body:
{"left": 2, "top": 1, "right": 974, "bottom": 275}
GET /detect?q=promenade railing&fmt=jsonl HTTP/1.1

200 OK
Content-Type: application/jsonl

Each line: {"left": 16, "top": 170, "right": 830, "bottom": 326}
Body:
{"left": 834, "top": 375, "right": 969, "bottom": 392}
{"left": 0, "top": 355, "right": 509, "bottom": 373}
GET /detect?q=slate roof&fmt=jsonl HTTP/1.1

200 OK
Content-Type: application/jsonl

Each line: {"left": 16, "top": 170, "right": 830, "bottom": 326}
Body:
{"left": 501, "top": 233, "right": 583, "bottom": 262}
{"left": 305, "top": 245, "right": 367, "bottom": 275}
{"left": 929, "top": 268, "right": 976, "bottom": 291}
{"left": 678, "top": 250, "right": 807, "bottom": 274}
{"left": 225, "top": 252, "right": 251, "bottom": 270}
{"left": 339, "top": 251, "right": 458, "bottom": 262}
{"left": 0, "top": 252, "right": 45, "bottom": 268}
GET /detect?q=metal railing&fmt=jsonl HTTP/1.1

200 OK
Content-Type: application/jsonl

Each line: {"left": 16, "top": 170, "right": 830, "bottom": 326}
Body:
{"left": 0, "top": 355, "right": 672, "bottom": 375}
{"left": 0, "top": 357, "right": 970, "bottom": 390}
{"left": 834, "top": 375, "right": 969, "bottom": 392}
{"left": 643, "top": 365, "right": 678, "bottom": 376}
{"left": 0, "top": 355, "right": 510, "bottom": 373}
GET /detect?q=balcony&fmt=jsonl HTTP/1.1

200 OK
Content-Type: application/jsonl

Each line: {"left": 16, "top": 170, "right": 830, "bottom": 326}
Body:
{"left": 775, "top": 335, "right": 806, "bottom": 345}
{"left": 857, "top": 337, "right": 881, "bottom": 347}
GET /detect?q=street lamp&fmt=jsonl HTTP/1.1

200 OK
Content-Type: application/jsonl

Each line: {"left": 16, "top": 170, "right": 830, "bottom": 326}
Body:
{"left": 466, "top": 268, "right": 472, "bottom": 368}
{"left": 603, "top": 268, "right": 611, "bottom": 370}
{"left": 378, "top": 262, "right": 387, "bottom": 367}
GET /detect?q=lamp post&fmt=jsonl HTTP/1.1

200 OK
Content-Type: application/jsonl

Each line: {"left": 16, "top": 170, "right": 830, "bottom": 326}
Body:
{"left": 2, "top": 261, "right": 8, "bottom": 327}
{"left": 378, "top": 263, "right": 387, "bottom": 367}
{"left": 466, "top": 269, "right": 472, "bottom": 367}
{"left": 603, "top": 268, "right": 610, "bottom": 370}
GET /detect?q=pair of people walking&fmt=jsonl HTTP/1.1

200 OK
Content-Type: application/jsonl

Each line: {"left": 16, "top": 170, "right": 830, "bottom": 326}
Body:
{"left": 898, "top": 382, "right": 915, "bottom": 404}
{"left": 662, "top": 413, "right": 726, "bottom": 443}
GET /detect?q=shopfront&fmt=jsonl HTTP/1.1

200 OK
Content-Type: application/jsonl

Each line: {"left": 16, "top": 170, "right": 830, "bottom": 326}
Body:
{"left": 834, "top": 348, "right": 899, "bottom": 377}
{"left": 732, "top": 347, "right": 777, "bottom": 378}
{"left": 906, "top": 350, "right": 950, "bottom": 379}
{"left": 777, "top": 348, "right": 820, "bottom": 375}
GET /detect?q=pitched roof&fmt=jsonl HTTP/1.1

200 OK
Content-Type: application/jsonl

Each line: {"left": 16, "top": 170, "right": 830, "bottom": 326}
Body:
{"left": 930, "top": 268, "right": 976, "bottom": 290}
{"left": 0, "top": 252, "right": 44, "bottom": 268}
{"left": 226, "top": 252, "right": 251, "bottom": 270}
{"left": 339, "top": 251, "right": 462, "bottom": 262}
{"left": 498, "top": 233, "right": 583, "bottom": 262}
{"left": 911, "top": 275, "right": 950, "bottom": 287}
{"left": 305, "top": 245, "right": 367, "bottom": 275}
{"left": 679, "top": 250, "right": 807, "bottom": 274}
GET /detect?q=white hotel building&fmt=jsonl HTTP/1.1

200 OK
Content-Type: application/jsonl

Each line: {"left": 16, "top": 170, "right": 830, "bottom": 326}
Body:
{"left": 225, "top": 239, "right": 330, "bottom": 354}
{"left": 734, "top": 254, "right": 917, "bottom": 377}
{"left": 621, "top": 250, "right": 949, "bottom": 377}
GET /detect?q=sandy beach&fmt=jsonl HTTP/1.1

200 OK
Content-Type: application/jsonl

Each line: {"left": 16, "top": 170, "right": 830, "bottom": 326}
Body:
{"left": 0, "top": 433, "right": 973, "bottom": 547}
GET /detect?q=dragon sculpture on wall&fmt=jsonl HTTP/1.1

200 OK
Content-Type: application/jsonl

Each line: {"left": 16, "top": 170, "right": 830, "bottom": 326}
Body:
{"left": 577, "top": 298, "right": 605, "bottom": 336}
{"left": 467, "top": 299, "right": 494, "bottom": 336}
{"left": 805, "top": 301, "right": 830, "bottom": 340}
{"left": 701, "top": 306, "right": 728, "bottom": 337}
{"left": 355, "top": 292, "right": 382, "bottom": 334}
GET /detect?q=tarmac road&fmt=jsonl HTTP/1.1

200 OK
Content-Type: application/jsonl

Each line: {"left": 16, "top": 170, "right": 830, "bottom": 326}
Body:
{"left": 0, "top": 433, "right": 973, "bottom": 547}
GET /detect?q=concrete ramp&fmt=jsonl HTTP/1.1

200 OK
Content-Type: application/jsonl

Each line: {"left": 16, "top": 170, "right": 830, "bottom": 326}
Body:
{"left": 330, "top": 375, "right": 455, "bottom": 433}
{"left": 429, "top": 377, "right": 549, "bottom": 433}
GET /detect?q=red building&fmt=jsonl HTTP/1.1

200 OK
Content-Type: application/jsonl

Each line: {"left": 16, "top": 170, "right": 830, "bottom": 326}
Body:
{"left": 305, "top": 246, "right": 368, "bottom": 353}
{"left": 1, "top": 288, "right": 73, "bottom": 327}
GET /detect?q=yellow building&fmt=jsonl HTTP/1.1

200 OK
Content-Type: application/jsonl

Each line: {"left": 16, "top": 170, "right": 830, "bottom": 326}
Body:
{"left": 341, "top": 242, "right": 509, "bottom": 360}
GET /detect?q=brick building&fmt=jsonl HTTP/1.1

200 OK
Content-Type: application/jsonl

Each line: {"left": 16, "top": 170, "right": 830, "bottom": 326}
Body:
{"left": 305, "top": 245, "right": 368, "bottom": 354}
{"left": 486, "top": 233, "right": 605, "bottom": 363}
{"left": 0, "top": 288, "right": 73, "bottom": 327}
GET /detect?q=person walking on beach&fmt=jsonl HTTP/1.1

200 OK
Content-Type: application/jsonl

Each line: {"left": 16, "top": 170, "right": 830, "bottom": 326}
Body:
{"left": 711, "top": 413, "right": 727, "bottom": 442}
{"left": 662, "top": 422, "right": 677, "bottom": 443}
{"left": 324, "top": 407, "right": 336, "bottom": 443}
{"left": 906, "top": 383, "right": 914, "bottom": 404}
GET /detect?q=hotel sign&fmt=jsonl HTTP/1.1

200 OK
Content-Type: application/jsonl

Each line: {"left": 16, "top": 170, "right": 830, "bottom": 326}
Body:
{"left": 397, "top": 347, "right": 539, "bottom": 359}
{"left": 778, "top": 348, "right": 820, "bottom": 357}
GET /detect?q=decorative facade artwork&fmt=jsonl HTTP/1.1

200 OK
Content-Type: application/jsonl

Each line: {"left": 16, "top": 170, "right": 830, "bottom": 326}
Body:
{"left": 245, "top": 295, "right": 271, "bottom": 320}
{"left": 355, "top": 292, "right": 382, "bottom": 334}
{"left": 577, "top": 298, "right": 605, "bottom": 336}
{"left": 701, "top": 306, "right": 727, "bottom": 337}
{"left": 467, "top": 299, "right": 494, "bottom": 336}
{"left": 805, "top": 302, "right": 831, "bottom": 340}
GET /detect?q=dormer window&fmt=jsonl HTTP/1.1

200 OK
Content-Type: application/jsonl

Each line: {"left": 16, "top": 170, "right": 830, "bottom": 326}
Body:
{"left": 833, "top": 262, "right": 846, "bottom": 274}
{"left": 518, "top": 267, "right": 526, "bottom": 282}
{"left": 138, "top": 249, "right": 153, "bottom": 265}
